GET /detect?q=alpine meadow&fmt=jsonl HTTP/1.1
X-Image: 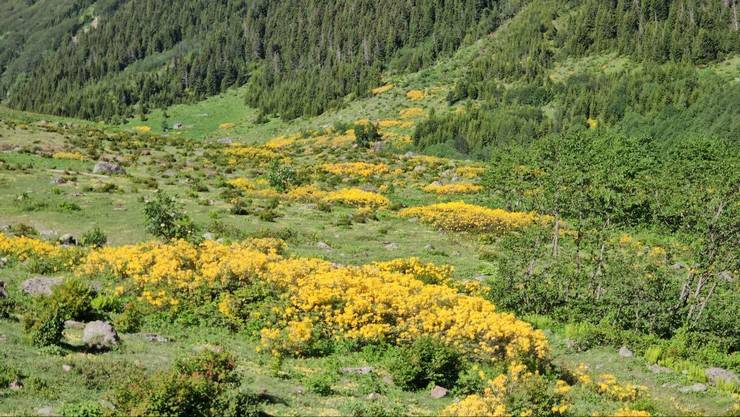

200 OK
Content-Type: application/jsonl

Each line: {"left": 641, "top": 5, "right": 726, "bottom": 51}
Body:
{"left": 0, "top": 1, "right": 738, "bottom": 416}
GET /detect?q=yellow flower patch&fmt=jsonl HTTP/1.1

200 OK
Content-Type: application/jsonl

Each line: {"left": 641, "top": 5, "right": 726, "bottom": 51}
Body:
{"left": 399, "top": 107, "right": 426, "bottom": 119}
{"left": 406, "top": 90, "right": 426, "bottom": 101}
{"left": 371, "top": 83, "right": 395, "bottom": 95}
{"left": 322, "top": 188, "right": 390, "bottom": 208}
{"left": 219, "top": 122, "right": 236, "bottom": 129}
{"left": 134, "top": 125, "right": 151, "bottom": 134}
{"left": 422, "top": 182, "right": 482, "bottom": 195}
{"left": 224, "top": 145, "right": 278, "bottom": 162}
{"left": 400, "top": 202, "right": 548, "bottom": 234}
{"left": 52, "top": 151, "right": 85, "bottom": 161}
{"left": 320, "top": 162, "right": 389, "bottom": 177}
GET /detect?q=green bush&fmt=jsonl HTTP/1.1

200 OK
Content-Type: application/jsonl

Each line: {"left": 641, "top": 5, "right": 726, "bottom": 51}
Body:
{"left": 343, "top": 400, "right": 405, "bottom": 417}
{"left": 213, "top": 389, "right": 264, "bottom": 417}
{"left": 0, "top": 295, "right": 16, "bottom": 319}
{"left": 112, "top": 302, "right": 144, "bottom": 333}
{"left": 144, "top": 191, "right": 198, "bottom": 241}
{"left": 26, "top": 309, "right": 65, "bottom": 347}
{"left": 24, "top": 279, "right": 95, "bottom": 346}
{"left": 388, "top": 336, "right": 463, "bottom": 390}
{"left": 80, "top": 227, "right": 108, "bottom": 247}
{"left": 59, "top": 401, "right": 103, "bottom": 417}
{"left": 0, "top": 360, "right": 22, "bottom": 388}
{"left": 306, "top": 371, "right": 336, "bottom": 396}
{"left": 267, "top": 160, "right": 300, "bottom": 192}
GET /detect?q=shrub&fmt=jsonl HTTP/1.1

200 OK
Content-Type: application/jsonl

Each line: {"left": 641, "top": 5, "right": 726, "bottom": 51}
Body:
{"left": 267, "top": 160, "right": 300, "bottom": 192}
{"left": 343, "top": 400, "right": 405, "bottom": 417}
{"left": 354, "top": 123, "right": 381, "bottom": 148}
{"left": 80, "top": 227, "right": 107, "bottom": 248}
{"left": 0, "top": 295, "right": 16, "bottom": 319}
{"left": 0, "top": 361, "right": 22, "bottom": 388}
{"left": 144, "top": 191, "right": 198, "bottom": 241}
{"left": 59, "top": 401, "right": 103, "bottom": 417}
{"left": 26, "top": 309, "right": 65, "bottom": 347}
{"left": 389, "top": 336, "right": 463, "bottom": 390}
{"left": 306, "top": 371, "right": 336, "bottom": 396}
{"left": 112, "top": 302, "right": 143, "bottom": 333}
{"left": 213, "top": 389, "right": 264, "bottom": 417}
{"left": 24, "top": 279, "right": 95, "bottom": 346}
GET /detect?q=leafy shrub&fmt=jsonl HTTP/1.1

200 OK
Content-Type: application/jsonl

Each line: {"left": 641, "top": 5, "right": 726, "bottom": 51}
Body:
{"left": 267, "top": 160, "right": 300, "bottom": 192}
{"left": 59, "top": 401, "right": 103, "bottom": 417}
{"left": 343, "top": 400, "right": 405, "bottom": 417}
{"left": 306, "top": 371, "right": 336, "bottom": 396}
{"left": 24, "top": 279, "right": 95, "bottom": 346}
{"left": 213, "top": 389, "right": 264, "bottom": 417}
{"left": 80, "top": 227, "right": 107, "bottom": 247}
{"left": 0, "top": 295, "right": 16, "bottom": 319}
{"left": 389, "top": 336, "right": 463, "bottom": 390}
{"left": 229, "top": 199, "right": 252, "bottom": 215}
{"left": 0, "top": 360, "right": 22, "bottom": 388}
{"left": 26, "top": 309, "right": 65, "bottom": 347}
{"left": 144, "top": 191, "right": 198, "bottom": 241}
{"left": 354, "top": 123, "right": 382, "bottom": 148}
{"left": 57, "top": 201, "right": 82, "bottom": 212}
{"left": 112, "top": 302, "right": 144, "bottom": 333}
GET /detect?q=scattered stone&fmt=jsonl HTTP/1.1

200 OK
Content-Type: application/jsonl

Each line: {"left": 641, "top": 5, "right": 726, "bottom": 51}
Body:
{"left": 372, "top": 141, "right": 385, "bottom": 153}
{"left": 50, "top": 176, "right": 67, "bottom": 185}
{"left": 564, "top": 338, "right": 577, "bottom": 350}
{"left": 82, "top": 321, "right": 119, "bottom": 350}
{"left": 424, "top": 244, "right": 434, "bottom": 250}
{"left": 618, "top": 346, "right": 634, "bottom": 358}
{"left": 717, "top": 271, "right": 734, "bottom": 282}
{"left": 218, "top": 137, "right": 233, "bottom": 144}
{"left": 705, "top": 367, "right": 738, "bottom": 387}
{"left": 141, "top": 333, "right": 171, "bottom": 343}
{"left": 62, "top": 364, "right": 73, "bottom": 372}
{"left": 0, "top": 281, "right": 7, "bottom": 298}
{"left": 292, "top": 386, "right": 305, "bottom": 395}
{"left": 9, "top": 379, "right": 23, "bottom": 390}
{"left": 430, "top": 181, "right": 443, "bottom": 186}
{"left": 173, "top": 122, "right": 184, "bottom": 130}
{"left": 403, "top": 151, "right": 416, "bottom": 158}
{"left": 367, "top": 392, "right": 382, "bottom": 400}
{"left": 647, "top": 364, "right": 671, "bottom": 374}
{"left": 93, "top": 161, "right": 125, "bottom": 175}
{"left": 36, "top": 406, "right": 55, "bottom": 416}
{"left": 21, "top": 276, "right": 62, "bottom": 296}
{"left": 99, "top": 400, "right": 116, "bottom": 411}
{"left": 661, "top": 382, "right": 679, "bottom": 389}
{"left": 316, "top": 241, "right": 332, "bottom": 251}
{"left": 341, "top": 366, "right": 373, "bottom": 375}
{"left": 64, "top": 320, "right": 85, "bottom": 330}
{"left": 0, "top": 257, "right": 7, "bottom": 267}
{"left": 58, "top": 234, "right": 76, "bottom": 246}
{"left": 671, "top": 262, "right": 686, "bottom": 270}
{"left": 678, "top": 383, "right": 707, "bottom": 393}
{"left": 474, "top": 274, "right": 490, "bottom": 281}
{"left": 384, "top": 242, "right": 399, "bottom": 250}
{"left": 413, "top": 165, "right": 425, "bottom": 173}
{"left": 430, "top": 385, "right": 448, "bottom": 399}
{"left": 202, "top": 232, "right": 216, "bottom": 241}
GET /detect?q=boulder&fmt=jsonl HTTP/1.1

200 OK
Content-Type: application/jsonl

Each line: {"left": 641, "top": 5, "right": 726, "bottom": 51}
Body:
{"left": 50, "top": 176, "right": 67, "bottom": 185}
{"left": 316, "top": 241, "right": 332, "bottom": 251}
{"left": 62, "top": 364, "right": 73, "bottom": 372}
{"left": 218, "top": 137, "right": 233, "bottom": 144}
{"left": 341, "top": 366, "right": 373, "bottom": 375}
{"left": 36, "top": 406, "right": 55, "bottom": 416}
{"left": 82, "top": 321, "right": 119, "bottom": 350}
{"left": 0, "top": 257, "right": 7, "bottom": 267}
{"left": 9, "top": 379, "right": 23, "bottom": 390}
{"left": 64, "top": 320, "right": 85, "bottom": 330}
{"left": 59, "top": 234, "right": 76, "bottom": 246}
{"left": 21, "top": 276, "right": 62, "bottom": 296}
{"left": 367, "top": 392, "right": 382, "bottom": 400}
{"left": 93, "top": 161, "right": 125, "bottom": 175}
{"left": 678, "top": 383, "right": 707, "bottom": 393}
{"left": 705, "top": 367, "right": 738, "bottom": 387}
{"left": 384, "top": 242, "right": 400, "bottom": 250}
{"left": 618, "top": 346, "right": 634, "bottom": 358}
{"left": 292, "top": 386, "right": 305, "bottom": 395}
{"left": 647, "top": 364, "right": 671, "bottom": 374}
{"left": 430, "top": 385, "right": 448, "bottom": 399}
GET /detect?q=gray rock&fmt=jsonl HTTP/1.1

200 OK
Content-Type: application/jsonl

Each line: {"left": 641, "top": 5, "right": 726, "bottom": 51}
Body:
{"left": 717, "top": 271, "right": 734, "bottom": 282}
{"left": 367, "top": 392, "right": 382, "bottom": 400}
{"left": 36, "top": 406, "right": 55, "bottom": 416}
{"left": 341, "top": 366, "right": 373, "bottom": 375}
{"left": 403, "top": 151, "right": 416, "bottom": 158}
{"left": 424, "top": 244, "right": 434, "bottom": 250}
{"left": 430, "top": 385, "right": 448, "bottom": 399}
{"left": 9, "top": 379, "right": 23, "bottom": 390}
{"left": 50, "top": 176, "right": 67, "bottom": 185}
{"left": 292, "top": 386, "right": 305, "bottom": 395}
{"left": 413, "top": 165, "right": 425, "bottom": 173}
{"left": 21, "top": 276, "right": 62, "bottom": 296}
{"left": 59, "top": 234, "right": 76, "bottom": 246}
{"left": 384, "top": 242, "right": 400, "bottom": 250}
{"left": 193, "top": 344, "right": 223, "bottom": 353}
{"left": 93, "top": 161, "right": 125, "bottom": 175}
{"left": 316, "top": 241, "right": 332, "bottom": 251}
{"left": 618, "top": 346, "right": 634, "bottom": 357}
{"left": 141, "top": 333, "right": 171, "bottom": 343}
{"left": 705, "top": 367, "right": 738, "bottom": 387}
{"left": 0, "top": 257, "right": 7, "bottom": 267}
{"left": 218, "top": 137, "right": 233, "bottom": 144}
{"left": 647, "top": 364, "right": 671, "bottom": 374}
{"left": 671, "top": 262, "right": 687, "bottom": 270}
{"left": 64, "top": 320, "right": 85, "bottom": 330}
{"left": 82, "top": 321, "right": 119, "bottom": 350}
{"left": 173, "top": 122, "right": 184, "bottom": 130}
{"left": 678, "top": 383, "right": 707, "bottom": 393}
{"left": 202, "top": 232, "right": 216, "bottom": 241}
{"left": 62, "top": 364, "right": 73, "bottom": 372}
{"left": 430, "top": 181, "right": 443, "bottom": 186}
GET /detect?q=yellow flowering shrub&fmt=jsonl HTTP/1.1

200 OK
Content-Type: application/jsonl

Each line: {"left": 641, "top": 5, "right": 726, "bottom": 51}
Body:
{"left": 2, "top": 232, "right": 75, "bottom": 262}
{"left": 373, "top": 257, "right": 453, "bottom": 285}
{"left": 399, "top": 107, "right": 426, "bottom": 119}
{"left": 612, "top": 409, "right": 652, "bottom": 417}
{"left": 406, "top": 154, "right": 449, "bottom": 167}
{"left": 377, "top": 119, "right": 403, "bottom": 128}
{"left": 594, "top": 374, "right": 646, "bottom": 402}
{"left": 371, "top": 83, "right": 395, "bottom": 95}
{"left": 227, "top": 177, "right": 257, "bottom": 191}
{"left": 224, "top": 145, "right": 278, "bottom": 162}
{"left": 400, "top": 202, "right": 548, "bottom": 234}
{"left": 52, "top": 151, "right": 85, "bottom": 161}
{"left": 406, "top": 90, "right": 426, "bottom": 101}
{"left": 322, "top": 188, "right": 390, "bottom": 208}
{"left": 134, "top": 125, "right": 151, "bottom": 134}
{"left": 286, "top": 184, "right": 328, "bottom": 202}
{"left": 265, "top": 134, "right": 299, "bottom": 149}
{"left": 320, "top": 162, "right": 389, "bottom": 177}
{"left": 422, "top": 182, "right": 482, "bottom": 194}
{"left": 219, "top": 122, "right": 236, "bottom": 129}
{"left": 443, "top": 363, "right": 569, "bottom": 417}
{"left": 456, "top": 166, "right": 486, "bottom": 178}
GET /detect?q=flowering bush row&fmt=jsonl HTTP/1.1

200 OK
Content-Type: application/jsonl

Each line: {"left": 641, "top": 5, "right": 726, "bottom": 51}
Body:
{"left": 320, "top": 162, "right": 389, "bottom": 177}
{"left": 422, "top": 182, "right": 482, "bottom": 194}
{"left": 400, "top": 201, "right": 549, "bottom": 234}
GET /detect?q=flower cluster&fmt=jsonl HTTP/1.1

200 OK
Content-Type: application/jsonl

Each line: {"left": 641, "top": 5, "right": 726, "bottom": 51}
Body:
{"left": 322, "top": 188, "right": 390, "bottom": 208}
{"left": 406, "top": 90, "right": 426, "bottom": 101}
{"left": 594, "top": 374, "right": 646, "bottom": 402}
{"left": 456, "top": 166, "right": 486, "bottom": 178}
{"left": 219, "top": 122, "right": 236, "bottom": 129}
{"left": 422, "top": 182, "right": 482, "bottom": 194}
{"left": 265, "top": 134, "right": 299, "bottom": 149}
{"left": 399, "top": 202, "right": 548, "bottom": 234}
{"left": 0, "top": 233, "right": 66, "bottom": 261}
{"left": 134, "top": 125, "right": 151, "bottom": 134}
{"left": 52, "top": 151, "right": 85, "bottom": 161}
{"left": 399, "top": 107, "right": 426, "bottom": 119}
{"left": 224, "top": 145, "right": 278, "bottom": 162}
{"left": 373, "top": 257, "right": 453, "bottom": 285}
{"left": 285, "top": 184, "right": 328, "bottom": 202}
{"left": 371, "top": 83, "right": 395, "bottom": 95}
{"left": 320, "top": 162, "right": 389, "bottom": 177}
{"left": 443, "top": 363, "right": 569, "bottom": 416}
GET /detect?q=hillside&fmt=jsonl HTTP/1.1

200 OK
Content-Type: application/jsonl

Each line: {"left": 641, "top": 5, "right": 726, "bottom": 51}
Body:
{"left": 0, "top": 1, "right": 739, "bottom": 416}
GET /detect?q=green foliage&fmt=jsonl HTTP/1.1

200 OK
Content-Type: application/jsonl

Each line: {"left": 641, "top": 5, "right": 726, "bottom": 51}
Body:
{"left": 24, "top": 279, "right": 95, "bottom": 347}
{"left": 354, "top": 123, "right": 382, "bottom": 149}
{"left": 343, "top": 400, "right": 405, "bottom": 417}
{"left": 305, "top": 371, "right": 336, "bottom": 396}
{"left": 0, "top": 360, "right": 22, "bottom": 388}
{"left": 59, "top": 401, "right": 103, "bottom": 417}
{"left": 144, "top": 191, "right": 198, "bottom": 241}
{"left": 80, "top": 227, "right": 108, "bottom": 248}
{"left": 112, "top": 302, "right": 144, "bottom": 333}
{"left": 388, "top": 336, "right": 463, "bottom": 390}
{"left": 267, "top": 160, "right": 300, "bottom": 192}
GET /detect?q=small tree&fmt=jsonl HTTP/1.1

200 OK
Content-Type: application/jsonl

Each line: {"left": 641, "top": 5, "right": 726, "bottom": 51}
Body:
{"left": 354, "top": 123, "right": 381, "bottom": 148}
{"left": 267, "top": 160, "right": 299, "bottom": 192}
{"left": 144, "top": 192, "right": 197, "bottom": 241}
